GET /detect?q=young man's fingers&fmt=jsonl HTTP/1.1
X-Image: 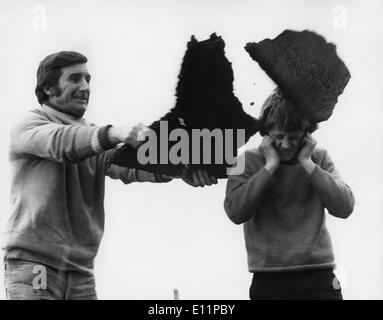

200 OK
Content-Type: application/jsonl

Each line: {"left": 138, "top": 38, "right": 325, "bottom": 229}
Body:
{"left": 260, "top": 136, "right": 272, "bottom": 150}
{"left": 265, "top": 136, "right": 274, "bottom": 147}
{"left": 261, "top": 135, "right": 271, "bottom": 144}
{"left": 303, "top": 133, "right": 317, "bottom": 146}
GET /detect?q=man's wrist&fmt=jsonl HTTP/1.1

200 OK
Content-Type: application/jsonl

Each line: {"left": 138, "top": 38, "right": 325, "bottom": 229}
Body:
{"left": 97, "top": 125, "right": 118, "bottom": 151}
{"left": 300, "top": 159, "right": 315, "bottom": 176}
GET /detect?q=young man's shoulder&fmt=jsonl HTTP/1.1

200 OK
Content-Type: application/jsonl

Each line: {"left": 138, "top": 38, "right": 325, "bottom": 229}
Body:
{"left": 240, "top": 147, "right": 266, "bottom": 168}
{"left": 312, "top": 147, "right": 329, "bottom": 165}
{"left": 243, "top": 147, "right": 263, "bottom": 158}
{"left": 239, "top": 147, "right": 330, "bottom": 166}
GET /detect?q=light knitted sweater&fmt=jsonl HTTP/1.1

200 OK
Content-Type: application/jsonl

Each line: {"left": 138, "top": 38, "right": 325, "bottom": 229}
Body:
{"left": 3, "top": 105, "right": 159, "bottom": 274}
{"left": 224, "top": 148, "right": 354, "bottom": 272}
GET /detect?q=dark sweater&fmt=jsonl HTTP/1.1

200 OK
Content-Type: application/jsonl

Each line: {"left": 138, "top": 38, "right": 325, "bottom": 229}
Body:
{"left": 224, "top": 148, "right": 354, "bottom": 272}
{"left": 3, "top": 105, "right": 159, "bottom": 274}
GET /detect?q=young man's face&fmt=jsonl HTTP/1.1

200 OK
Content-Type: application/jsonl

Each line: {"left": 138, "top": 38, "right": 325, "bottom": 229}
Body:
{"left": 269, "top": 127, "right": 305, "bottom": 162}
{"left": 47, "top": 64, "right": 91, "bottom": 117}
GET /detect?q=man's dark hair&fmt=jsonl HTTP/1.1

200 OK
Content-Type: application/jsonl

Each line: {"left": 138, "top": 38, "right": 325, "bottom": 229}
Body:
{"left": 259, "top": 88, "right": 317, "bottom": 136}
{"left": 35, "top": 51, "right": 88, "bottom": 105}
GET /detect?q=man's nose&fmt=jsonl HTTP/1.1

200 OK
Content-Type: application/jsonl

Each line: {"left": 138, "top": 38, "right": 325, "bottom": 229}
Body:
{"left": 78, "top": 78, "right": 90, "bottom": 91}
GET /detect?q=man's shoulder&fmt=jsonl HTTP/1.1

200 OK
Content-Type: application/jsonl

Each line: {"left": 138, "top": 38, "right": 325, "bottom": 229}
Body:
{"left": 12, "top": 107, "right": 51, "bottom": 130}
{"left": 12, "top": 106, "right": 94, "bottom": 129}
{"left": 18, "top": 107, "right": 48, "bottom": 119}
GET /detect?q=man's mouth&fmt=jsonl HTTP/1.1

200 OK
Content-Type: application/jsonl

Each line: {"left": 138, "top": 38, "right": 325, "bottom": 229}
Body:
{"left": 72, "top": 94, "right": 88, "bottom": 104}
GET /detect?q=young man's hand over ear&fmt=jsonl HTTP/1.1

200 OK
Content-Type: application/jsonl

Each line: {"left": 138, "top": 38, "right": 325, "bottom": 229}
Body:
{"left": 297, "top": 133, "right": 317, "bottom": 175}
{"left": 259, "top": 136, "right": 280, "bottom": 174}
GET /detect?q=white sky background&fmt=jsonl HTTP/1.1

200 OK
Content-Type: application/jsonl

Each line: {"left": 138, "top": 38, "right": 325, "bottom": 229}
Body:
{"left": 0, "top": 0, "right": 382, "bottom": 299}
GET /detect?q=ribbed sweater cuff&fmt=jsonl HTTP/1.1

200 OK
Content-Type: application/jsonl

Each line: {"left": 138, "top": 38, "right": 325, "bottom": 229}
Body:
{"left": 91, "top": 125, "right": 115, "bottom": 153}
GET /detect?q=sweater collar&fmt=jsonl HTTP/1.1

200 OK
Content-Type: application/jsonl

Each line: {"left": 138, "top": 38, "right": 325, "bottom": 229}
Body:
{"left": 42, "top": 103, "right": 85, "bottom": 123}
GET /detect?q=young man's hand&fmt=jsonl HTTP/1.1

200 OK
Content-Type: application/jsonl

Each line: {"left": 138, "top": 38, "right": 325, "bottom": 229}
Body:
{"left": 297, "top": 133, "right": 316, "bottom": 175}
{"left": 259, "top": 135, "right": 280, "bottom": 174}
{"left": 180, "top": 168, "right": 218, "bottom": 187}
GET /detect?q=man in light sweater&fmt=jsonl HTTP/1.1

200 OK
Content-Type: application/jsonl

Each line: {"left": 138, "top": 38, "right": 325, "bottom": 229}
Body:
{"left": 224, "top": 89, "right": 355, "bottom": 300}
{"left": 3, "top": 51, "right": 217, "bottom": 300}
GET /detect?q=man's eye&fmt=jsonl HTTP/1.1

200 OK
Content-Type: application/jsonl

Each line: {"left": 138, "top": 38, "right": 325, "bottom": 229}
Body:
{"left": 71, "top": 76, "right": 81, "bottom": 82}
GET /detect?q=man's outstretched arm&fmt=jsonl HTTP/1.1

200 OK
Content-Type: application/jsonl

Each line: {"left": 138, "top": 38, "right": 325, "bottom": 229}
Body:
{"left": 11, "top": 111, "right": 149, "bottom": 164}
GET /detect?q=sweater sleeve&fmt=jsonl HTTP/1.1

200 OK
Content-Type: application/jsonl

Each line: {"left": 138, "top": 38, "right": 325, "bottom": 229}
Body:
{"left": 103, "top": 148, "right": 166, "bottom": 184}
{"left": 309, "top": 149, "right": 355, "bottom": 219}
{"left": 224, "top": 151, "right": 274, "bottom": 224}
{"left": 10, "top": 112, "right": 115, "bottom": 163}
